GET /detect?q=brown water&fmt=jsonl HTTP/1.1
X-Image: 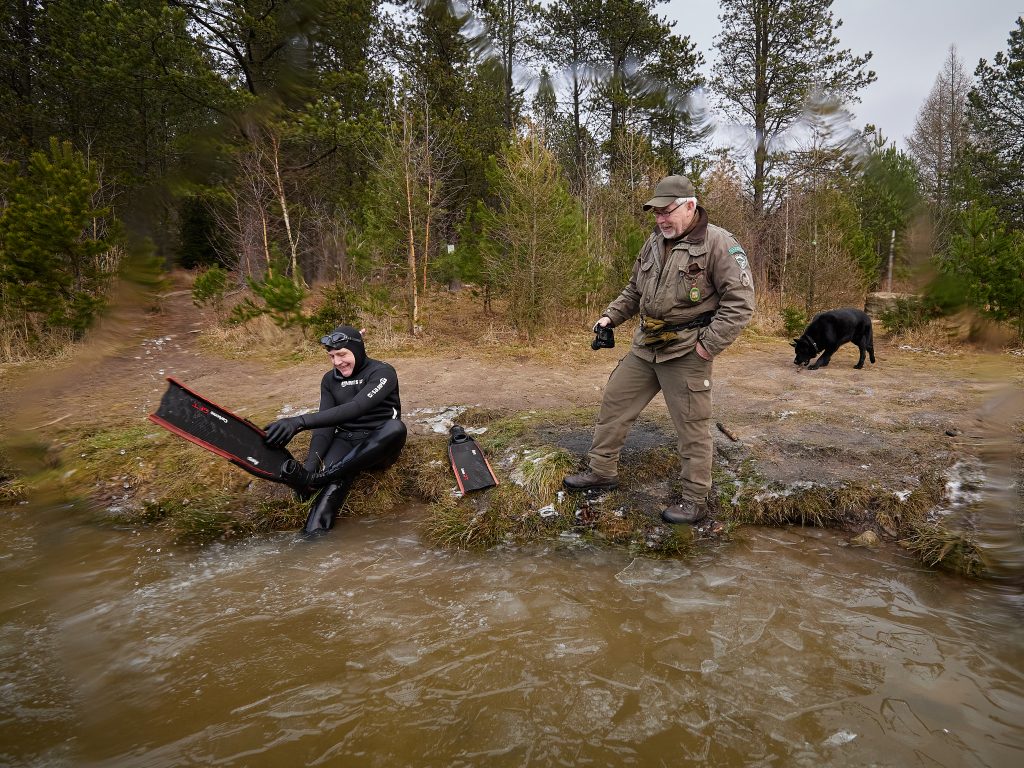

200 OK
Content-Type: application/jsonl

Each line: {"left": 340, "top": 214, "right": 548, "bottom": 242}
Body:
{"left": 2, "top": 501, "right": 1022, "bottom": 768}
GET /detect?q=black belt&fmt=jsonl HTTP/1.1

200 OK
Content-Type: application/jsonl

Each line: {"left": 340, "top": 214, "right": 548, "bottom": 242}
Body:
{"left": 642, "top": 310, "right": 715, "bottom": 334}
{"left": 334, "top": 428, "right": 371, "bottom": 440}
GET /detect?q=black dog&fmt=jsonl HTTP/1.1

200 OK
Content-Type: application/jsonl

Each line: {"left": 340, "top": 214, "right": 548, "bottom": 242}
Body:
{"left": 791, "top": 308, "right": 876, "bottom": 370}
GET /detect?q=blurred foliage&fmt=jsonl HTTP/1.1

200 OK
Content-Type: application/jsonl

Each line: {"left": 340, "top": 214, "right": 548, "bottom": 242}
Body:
{"left": 191, "top": 264, "right": 230, "bottom": 314}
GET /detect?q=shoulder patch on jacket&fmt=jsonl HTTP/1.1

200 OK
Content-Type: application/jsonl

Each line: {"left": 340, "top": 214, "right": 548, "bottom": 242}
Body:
{"left": 728, "top": 245, "right": 748, "bottom": 270}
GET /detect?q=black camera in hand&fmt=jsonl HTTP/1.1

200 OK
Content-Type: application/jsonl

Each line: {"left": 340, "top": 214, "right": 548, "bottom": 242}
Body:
{"left": 591, "top": 325, "right": 615, "bottom": 350}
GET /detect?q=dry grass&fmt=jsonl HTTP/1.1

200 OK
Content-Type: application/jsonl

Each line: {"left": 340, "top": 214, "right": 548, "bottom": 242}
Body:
{"left": 1, "top": 395, "right": 1008, "bottom": 575}
{"left": 889, "top": 323, "right": 966, "bottom": 356}
{"left": 509, "top": 447, "right": 578, "bottom": 498}
{"left": 199, "top": 314, "right": 318, "bottom": 364}
{"left": 903, "top": 524, "right": 985, "bottom": 577}
{"left": 196, "top": 286, "right": 615, "bottom": 369}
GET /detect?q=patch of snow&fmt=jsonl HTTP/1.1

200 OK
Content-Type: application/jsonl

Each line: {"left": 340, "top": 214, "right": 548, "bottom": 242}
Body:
{"left": 753, "top": 480, "right": 818, "bottom": 501}
{"left": 406, "top": 405, "right": 472, "bottom": 433}
{"left": 927, "top": 459, "right": 987, "bottom": 520}
{"left": 274, "top": 404, "right": 316, "bottom": 419}
{"left": 824, "top": 731, "right": 857, "bottom": 746}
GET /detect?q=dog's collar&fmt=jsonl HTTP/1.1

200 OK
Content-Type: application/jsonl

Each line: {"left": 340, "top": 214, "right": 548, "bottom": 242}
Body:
{"left": 801, "top": 335, "right": 819, "bottom": 354}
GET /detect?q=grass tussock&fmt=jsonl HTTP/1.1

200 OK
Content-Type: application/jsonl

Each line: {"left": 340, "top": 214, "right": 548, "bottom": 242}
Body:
{"left": 731, "top": 481, "right": 878, "bottom": 528}
{"left": 0, "top": 442, "right": 26, "bottom": 502}
{"left": 722, "top": 462, "right": 995, "bottom": 578}
{"left": 509, "top": 447, "right": 577, "bottom": 498}
{"left": 423, "top": 482, "right": 566, "bottom": 550}
{"left": 0, "top": 478, "right": 26, "bottom": 502}
{"left": 398, "top": 437, "right": 452, "bottom": 503}
{"left": 52, "top": 418, "right": 460, "bottom": 543}
{"left": 903, "top": 524, "right": 985, "bottom": 577}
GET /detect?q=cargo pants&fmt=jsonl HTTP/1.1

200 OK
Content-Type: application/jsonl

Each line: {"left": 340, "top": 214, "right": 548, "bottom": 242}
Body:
{"left": 587, "top": 349, "right": 713, "bottom": 503}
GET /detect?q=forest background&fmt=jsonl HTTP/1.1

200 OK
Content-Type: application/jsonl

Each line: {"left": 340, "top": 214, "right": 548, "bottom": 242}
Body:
{"left": 1, "top": 0, "right": 1023, "bottom": 358}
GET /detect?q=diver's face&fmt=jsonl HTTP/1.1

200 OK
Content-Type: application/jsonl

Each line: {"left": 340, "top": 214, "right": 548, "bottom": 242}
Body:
{"left": 327, "top": 348, "right": 356, "bottom": 377}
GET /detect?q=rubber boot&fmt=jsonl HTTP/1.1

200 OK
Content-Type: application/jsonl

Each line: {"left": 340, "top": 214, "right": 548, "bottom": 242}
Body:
{"left": 303, "top": 480, "right": 351, "bottom": 536}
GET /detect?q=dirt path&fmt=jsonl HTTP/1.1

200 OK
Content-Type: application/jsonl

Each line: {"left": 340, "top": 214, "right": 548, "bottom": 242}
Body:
{"left": 3, "top": 280, "right": 1020, "bottom": 506}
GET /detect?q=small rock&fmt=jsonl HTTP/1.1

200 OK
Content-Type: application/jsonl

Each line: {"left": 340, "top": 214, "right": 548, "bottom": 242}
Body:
{"left": 851, "top": 530, "right": 880, "bottom": 548}
{"left": 945, "top": 428, "right": 962, "bottom": 437}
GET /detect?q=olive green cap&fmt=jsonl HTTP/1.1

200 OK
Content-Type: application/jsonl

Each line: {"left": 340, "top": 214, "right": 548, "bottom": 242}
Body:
{"left": 642, "top": 175, "right": 696, "bottom": 210}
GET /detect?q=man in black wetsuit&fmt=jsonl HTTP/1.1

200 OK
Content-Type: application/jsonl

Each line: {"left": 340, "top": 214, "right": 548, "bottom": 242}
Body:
{"left": 263, "top": 325, "right": 406, "bottom": 535}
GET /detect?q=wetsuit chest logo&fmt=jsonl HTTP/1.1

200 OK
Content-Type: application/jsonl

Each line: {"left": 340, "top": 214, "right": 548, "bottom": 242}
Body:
{"left": 339, "top": 378, "right": 364, "bottom": 388}
{"left": 366, "top": 377, "right": 388, "bottom": 398}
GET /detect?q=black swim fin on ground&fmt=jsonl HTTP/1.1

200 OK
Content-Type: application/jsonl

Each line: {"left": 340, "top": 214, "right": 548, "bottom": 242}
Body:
{"left": 448, "top": 425, "right": 498, "bottom": 493}
{"left": 148, "top": 377, "right": 296, "bottom": 483}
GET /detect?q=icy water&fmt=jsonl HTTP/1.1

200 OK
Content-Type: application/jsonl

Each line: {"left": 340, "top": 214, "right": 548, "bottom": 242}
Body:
{"left": 2, "top": 502, "right": 1022, "bottom": 768}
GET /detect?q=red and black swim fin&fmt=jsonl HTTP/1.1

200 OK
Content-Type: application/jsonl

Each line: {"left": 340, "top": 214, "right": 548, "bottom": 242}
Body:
{"left": 148, "top": 377, "right": 295, "bottom": 483}
{"left": 448, "top": 424, "right": 498, "bottom": 494}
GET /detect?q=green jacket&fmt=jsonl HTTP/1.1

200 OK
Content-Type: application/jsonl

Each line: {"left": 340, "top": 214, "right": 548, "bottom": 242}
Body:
{"left": 603, "top": 206, "right": 756, "bottom": 362}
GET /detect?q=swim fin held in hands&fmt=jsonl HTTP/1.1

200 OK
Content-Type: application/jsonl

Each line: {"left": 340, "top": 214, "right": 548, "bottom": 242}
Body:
{"left": 448, "top": 424, "right": 498, "bottom": 494}
{"left": 148, "top": 377, "right": 296, "bottom": 483}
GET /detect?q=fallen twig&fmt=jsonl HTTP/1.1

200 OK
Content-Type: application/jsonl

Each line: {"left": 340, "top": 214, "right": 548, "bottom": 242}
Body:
{"left": 32, "top": 414, "right": 70, "bottom": 430}
{"left": 716, "top": 422, "right": 740, "bottom": 442}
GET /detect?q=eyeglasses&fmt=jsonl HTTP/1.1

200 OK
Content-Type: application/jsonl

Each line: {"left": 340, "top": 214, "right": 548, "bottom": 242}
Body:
{"left": 651, "top": 199, "right": 685, "bottom": 218}
{"left": 320, "top": 331, "right": 364, "bottom": 348}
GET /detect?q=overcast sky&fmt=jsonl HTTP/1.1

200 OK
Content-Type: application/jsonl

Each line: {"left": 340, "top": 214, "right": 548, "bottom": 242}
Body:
{"left": 665, "top": 0, "right": 1023, "bottom": 150}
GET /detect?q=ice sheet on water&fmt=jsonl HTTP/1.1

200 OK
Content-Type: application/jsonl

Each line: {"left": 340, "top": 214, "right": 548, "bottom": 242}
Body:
{"left": 386, "top": 641, "right": 420, "bottom": 666}
{"left": 478, "top": 590, "right": 530, "bottom": 623}
{"left": 614, "top": 558, "right": 691, "bottom": 586}
{"left": 700, "top": 568, "right": 738, "bottom": 588}
{"left": 562, "top": 686, "right": 620, "bottom": 735}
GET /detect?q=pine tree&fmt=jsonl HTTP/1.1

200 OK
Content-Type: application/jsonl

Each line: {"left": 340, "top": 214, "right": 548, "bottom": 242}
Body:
{"left": 0, "top": 138, "right": 115, "bottom": 338}
{"left": 967, "top": 17, "right": 1024, "bottom": 230}
{"left": 592, "top": 0, "right": 701, "bottom": 179}
{"left": 477, "top": 133, "right": 599, "bottom": 339}
{"left": 712, "top": 0, "right": 875, "bottom": 214}
{"left": 940, "top": 206, "right": 1024, "bottom": 339}
{"left": 854, "top": 132, "right": 921, "bottom": 288}
{"left": 535, "top": 0, "right": 601, "bottom": 191}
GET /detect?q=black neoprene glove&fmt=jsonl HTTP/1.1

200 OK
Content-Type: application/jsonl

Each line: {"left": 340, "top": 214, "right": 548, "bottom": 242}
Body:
{"left": 264, "top": 415, "right": 305, "bottom": 447}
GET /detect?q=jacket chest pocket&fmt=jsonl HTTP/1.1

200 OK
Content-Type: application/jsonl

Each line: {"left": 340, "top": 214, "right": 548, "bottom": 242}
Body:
{"left": 676, "top": 259, "right": 710, "bottom": 304}
{"left": 638, "top": 257, "right": 657, "bottom": 294}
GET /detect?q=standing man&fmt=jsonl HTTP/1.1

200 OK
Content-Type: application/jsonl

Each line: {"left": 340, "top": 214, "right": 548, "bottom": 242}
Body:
{"left": 264, "top": 325, "right": 406, "bottom": 535}
{"left": 563, "top": 175, "right": 755, "bottom": 524}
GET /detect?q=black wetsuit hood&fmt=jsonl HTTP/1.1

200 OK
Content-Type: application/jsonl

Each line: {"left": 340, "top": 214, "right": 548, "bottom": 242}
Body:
{"left": 325, "top": 324, "right": 367, "bottom": 374}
